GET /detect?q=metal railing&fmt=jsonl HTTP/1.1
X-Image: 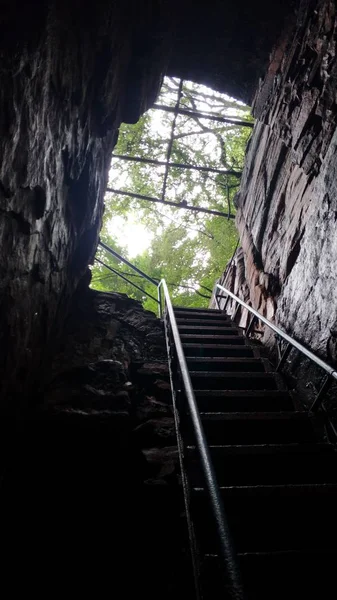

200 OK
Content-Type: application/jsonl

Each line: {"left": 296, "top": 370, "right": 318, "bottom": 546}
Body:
{"left": 96, "top": 240, "right": 336, "bottom": 596}
{"left": 95, "top": 241, "right": 244, "bottom": 597}
{"left": 158, "top": 279, "right": 245, "bottom": 600}
{"left": 215, "top": 283, "right": 337, "bottom": 414}
{"left": 97, "top": 241, "right": 161, "bottom": 305}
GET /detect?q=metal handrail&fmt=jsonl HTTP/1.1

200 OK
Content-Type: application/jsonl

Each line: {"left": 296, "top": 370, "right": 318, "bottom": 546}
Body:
{"left": 98, "top": 240, "right": 159, "bottom": 286}
{"left": 216, "top": 283, "right": 337, "bottom": 381}
{"left": 95, "top": 258, "right": 159, "bottom": 304}
{"left": 215, "top": 283, "right": 337, "bottom": 411}
{"left": 159, "top": 279, "right": 245, "bottom": 600}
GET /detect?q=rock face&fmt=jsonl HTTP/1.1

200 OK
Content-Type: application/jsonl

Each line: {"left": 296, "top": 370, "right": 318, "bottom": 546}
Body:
{"left": 216, "top": 0, "right": 337, "bottom": 369}
{"left": 0, "top": 2, "right": 170, "bottom": 403}
{"left": 2, "top": 288, "right": 192, "bottom": 597}
{"left": 0, "top": 0, "right": 295, "bottom": 405}
{"left": 168, "top": 0, "right": 294, "bottom": 103}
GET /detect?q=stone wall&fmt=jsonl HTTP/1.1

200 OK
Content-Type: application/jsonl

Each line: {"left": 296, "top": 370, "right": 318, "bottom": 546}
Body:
{"left": 0, "top": 1, "right": 171, "bottom": 403}
{"left": 216, "top": 0, "right": 337, "bottom": 368}
{"left": 0, "top": 0, "right": 295, "bottom": 405}
{"left": 1, "top": 286, "right": 194, "bottom": 597}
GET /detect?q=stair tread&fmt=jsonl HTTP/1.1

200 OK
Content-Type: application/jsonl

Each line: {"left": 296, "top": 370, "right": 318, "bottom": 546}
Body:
{"left": 198, "top": 411, "right": 307, "bottom": 420}
{"left": 187, "top": 410, "right": 315, "bottom": 444}
{"left": 181, "top": 334, "right": 244, "bottom": 340}
{"left": 194, "top": 389, "right": 290, "bottom": 397}
{"left": 174, "top": 307, "right": 223, "bottom": 314}
{"left": 194, "top": 390, "right": 295, "bottom": 412}
{"left": 187, "top": 442, "right": 333, "bottom": 454}
{"left": 193, "top": 482, "right": 337, "bottom": 495}
{"left": 176, "top": 318, "right": 233, "bottom": 325}
{"left": 193, "top": 483, "right": 337, "bottom": 552}
{"left": 178, "top": 326, "right": 240, "bottom": 333}
{"left": 186, "top": 357, "right": 261, "bottom": 363}
{"left": 183, "top": 344, "right": 250, "bottom": 348}
{"left": 202, "top": 549, "right": 337, "bottom": 600}
{"left": 186, "top": 357, "right": 266, "bottom": 372}
{"left": 204, "top": 546, "right": 337, "bottom": 561}
{"left": 183, "top": 344, "right": 255, "bottom": 358}
{"left": 189, "top": 371, "right": 276, "bottom": 378}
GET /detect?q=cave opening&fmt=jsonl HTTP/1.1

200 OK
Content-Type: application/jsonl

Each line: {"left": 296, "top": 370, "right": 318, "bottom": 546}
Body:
{"left": 92, "top": 76, "right": 253, "bottom": 310}
{"left": 2, "top": 2, "right": 337, "bottom": 598}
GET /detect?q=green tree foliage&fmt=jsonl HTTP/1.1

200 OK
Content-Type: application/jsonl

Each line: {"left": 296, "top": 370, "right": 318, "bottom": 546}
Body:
{"left": 91, "top": 78, "right": 253, "bottom": 312}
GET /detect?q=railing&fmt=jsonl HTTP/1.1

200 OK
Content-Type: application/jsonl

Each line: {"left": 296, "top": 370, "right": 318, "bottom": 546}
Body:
{"left": 96, "top": 239, "right": 337, "bottom": 597}
{"left": 158, "top": 279, "right": 245, "bottom": 600}
{"left": 215, "top": 283, "right": 337, "bottom": 415}
{"left": 96, "top": 240, "right": 244, "bottom": 598}
{"left": 97, "top": 241, "right": 161, "bottom": 305}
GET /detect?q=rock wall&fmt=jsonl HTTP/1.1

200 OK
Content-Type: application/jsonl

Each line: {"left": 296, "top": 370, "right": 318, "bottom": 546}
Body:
{"left": 167, "top": 0, "right": 294, "bottom": 104}
{"left": 0, "top": 0, "right": 295, "bottom": 406}
{"left": 0, "top": 1, "right": 171, "bottom": 404}
{"left": 216, "top": 0, "right": 337, "bottom": 367}
{"left": 2, "top": 287, "right": 194, "bottom": 597}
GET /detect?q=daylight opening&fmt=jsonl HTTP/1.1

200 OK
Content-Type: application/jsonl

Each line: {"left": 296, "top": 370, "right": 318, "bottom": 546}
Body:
{"left": 91, "top": 77, "right": 253, "bottom": 311}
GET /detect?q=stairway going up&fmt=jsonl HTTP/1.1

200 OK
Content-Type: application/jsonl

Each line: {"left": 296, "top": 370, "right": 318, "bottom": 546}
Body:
{"left": 172, "top": 305, "right": 337, "bottom": 600}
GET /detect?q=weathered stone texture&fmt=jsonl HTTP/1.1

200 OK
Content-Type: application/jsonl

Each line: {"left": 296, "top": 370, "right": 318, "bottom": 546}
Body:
{"left": 2, "top": 288, "right": 188, "bottom": 597}
{"left": 0, "top": 0, "right": 296, "bottom": 404}
{"left": 217, "top": 0, "right": 337, "bottom": 363}
{"left": 0, "top": 1, "right": 169, "bottom": 402}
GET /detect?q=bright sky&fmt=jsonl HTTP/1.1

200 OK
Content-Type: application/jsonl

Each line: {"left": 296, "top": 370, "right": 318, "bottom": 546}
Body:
{"left": 107, "top": 215, "right": 153, "bottom": 258}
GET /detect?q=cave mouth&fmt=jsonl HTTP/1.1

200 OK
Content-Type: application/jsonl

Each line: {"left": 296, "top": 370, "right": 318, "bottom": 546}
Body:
{"left": 91, "top": 77, "right": 253, "bottom": 311}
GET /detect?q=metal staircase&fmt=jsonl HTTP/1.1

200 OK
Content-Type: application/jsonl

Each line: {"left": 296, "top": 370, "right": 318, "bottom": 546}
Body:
{"left": 95, "top": 242, "right": 337, "bottom": 599}
{"left": 160, "top": 293, "right": 337, "bottom": 600}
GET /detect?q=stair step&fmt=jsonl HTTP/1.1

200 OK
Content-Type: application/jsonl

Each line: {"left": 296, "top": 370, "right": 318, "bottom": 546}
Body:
{"left": 176, "top": 318, "right": 233, "bottom": 327}
{"left": 187, "top": 443, "right": 337, "bottom": 486}
{"left": 189, "top": 371, "right": 279, "bottom": 390}
{"left": 186, "top": 412, "right": 315, "bottom": 445}
{"left": 194, "top": 390, "right": 295, "bottom": 412}
{"left": 183, "top": 344, "right": 255, "bottom": 358}
{"left": 174, "top": 307, "right": 224, "bottom": 315}
{"left": 178, "top": 325, "right": 240, "bottom": 335}
{"left": 192, "top": 483, "right": 337, "bottom": 553}
{"left": 201, "top": 549, "right": 337, "bottom": 600}
{"left": 186, "top": 357, "right": 266, "bottom": 372}
{"left": 181, "top": 334, "right": 246, "bottom": 344}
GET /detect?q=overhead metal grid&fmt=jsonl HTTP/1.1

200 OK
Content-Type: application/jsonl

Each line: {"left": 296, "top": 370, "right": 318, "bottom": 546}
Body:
{"left": 108, "top": 79, "right": 252, "bottom": 220}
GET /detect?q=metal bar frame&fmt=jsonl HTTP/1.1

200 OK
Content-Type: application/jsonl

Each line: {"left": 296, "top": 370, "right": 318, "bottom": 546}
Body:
{"left": 106, "top": 188, "right": 236, "bottom": 219}
{"left": 98, "top": 240, "right": 159, "bottom": 286}
{"left": 161, "top": 79, "right": 184, "bottom": 203}
{"left": 152, "top": 103, "right": 254, "bottom": 127}
{"left": 111, "top": 153, "right": 241, "bottom": 177}
{"left": 108, "top": 78, "right": 247, "bottom": 222}
{"left": 276, "top": 342, "right": 292, "bottom": 372}
{"left": 95, "top": 258, "right": 159, "bottom": 304}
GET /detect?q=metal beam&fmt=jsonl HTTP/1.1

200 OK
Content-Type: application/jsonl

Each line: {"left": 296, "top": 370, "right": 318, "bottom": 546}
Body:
{"left": 152, "top": 103, "right": 254, "bottom": 128}
{"left": 95, "top": 258, "right": 159, "bottom": 304}
{"left": 98, "top": 240, "right": 159, "bottom": 286}
{"left": 111, "top": 153, "right": 242, "bottom": 177}
{"left": 106, "top": 188, "right": 235, "bottom": 219}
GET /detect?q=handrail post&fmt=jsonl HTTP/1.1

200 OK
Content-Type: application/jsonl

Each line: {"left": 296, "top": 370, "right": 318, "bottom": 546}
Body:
{"left": 245, "top": 315, "right": 256, "bottom": 337}
{"left": 310, "top": 374, "right": 332, "bottom": 412}
{"left": 157, "top": 282, "right": 163, "bottom": 318}
{"left": 232, "top": 301, "right": 240, "bottom": 322}
{"left": 276, "top": 342, "right": 291, "bottom": 372}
